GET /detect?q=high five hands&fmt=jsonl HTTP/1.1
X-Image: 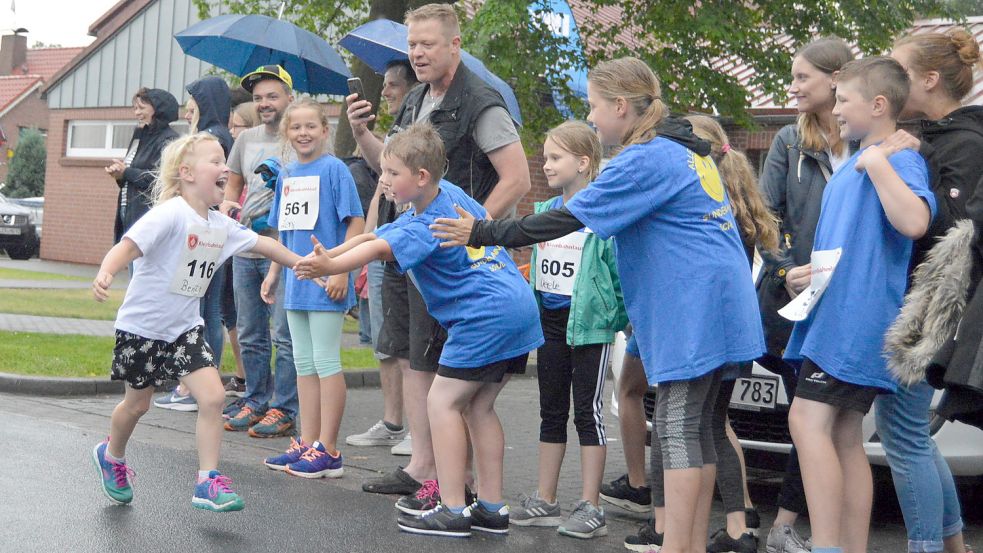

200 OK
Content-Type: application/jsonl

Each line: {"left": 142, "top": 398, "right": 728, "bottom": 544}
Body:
{"left": 294, "top": 236, "right": 335, "bottom": 281}
{"left": 430, "top": 205, "right": 477, "bottom": 248}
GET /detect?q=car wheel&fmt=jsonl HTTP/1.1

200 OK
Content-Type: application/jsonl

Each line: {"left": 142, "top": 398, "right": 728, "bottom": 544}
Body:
{"left": 7, "top": 243, "right": 35, "bottom": 260}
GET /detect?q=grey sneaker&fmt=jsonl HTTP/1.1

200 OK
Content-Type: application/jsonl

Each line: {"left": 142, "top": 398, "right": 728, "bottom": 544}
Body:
{"left": 557, "top": 500, "right": 607, "bottom": 539}
{"left": 766, "top": 524, "right": 811, "bottom": 553}
{"left": 510, "top": 492, "right": 562, "bottom": 527}
{"left": 391, "top": 433, "right": 412, "bottom": 456}
{"left": 345, "top": 420, "right": 406, "bottom": 447}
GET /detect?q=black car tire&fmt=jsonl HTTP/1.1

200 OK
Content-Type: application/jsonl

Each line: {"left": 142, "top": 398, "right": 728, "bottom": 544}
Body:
{"left": 7, "top": 243, "right": 36, "bottom": 260}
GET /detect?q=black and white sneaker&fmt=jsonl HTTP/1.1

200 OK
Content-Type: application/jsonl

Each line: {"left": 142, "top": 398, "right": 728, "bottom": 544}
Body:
{"left": 395, "top": 480, "right": 476, "bottom": 516}
{"left": 707, "top": 528, "right": 758, "bottom": 553}
{"left": 600, "top": 473, "right": 651, "bottom": 513}
{"left": 746, "top": 508, "right": 761, "bottom": 537}
{"left": 624, "top": 520, "right": 664, "bottom": 552}
{"left": 468, "top": 501, "right": 510, "bottom": 534}
{"left": 396, "top": 504, "right": 472, "bottom": 538}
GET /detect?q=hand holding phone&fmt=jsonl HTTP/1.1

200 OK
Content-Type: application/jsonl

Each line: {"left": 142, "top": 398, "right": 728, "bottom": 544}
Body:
{"left": 347, "top": 77, "right": 365, "bottom": 101}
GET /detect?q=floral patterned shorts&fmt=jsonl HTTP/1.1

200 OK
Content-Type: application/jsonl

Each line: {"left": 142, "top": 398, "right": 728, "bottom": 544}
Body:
{"left": 111, "top": 325, "right": 216, "bottom": 389}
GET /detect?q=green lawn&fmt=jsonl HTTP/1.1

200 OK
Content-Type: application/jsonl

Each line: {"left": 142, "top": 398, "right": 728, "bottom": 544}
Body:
{"left": 0, "top": 267, "right": 89, "bottom": 281}
{"left": 0, "top": 331, "right": 377, "bottom": 378}
{"left": 0, "top": 288, "right": 365, "bottom": 333}
{"left": 0, "top": 289, "right": 123, "bottom": 320}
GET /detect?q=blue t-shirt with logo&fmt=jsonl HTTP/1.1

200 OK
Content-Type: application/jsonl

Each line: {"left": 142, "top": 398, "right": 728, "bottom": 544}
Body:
{"left": 566, "top": 137, "right": 764, "bottom": 384}
{"left": 784, "top": 148, "right": 934, "bottom": 392}
{"left": 375, "top": 181, "right": 544, "bottom": 368}
{"left": 268, "top": 154, "right": 364, "bottom": 311}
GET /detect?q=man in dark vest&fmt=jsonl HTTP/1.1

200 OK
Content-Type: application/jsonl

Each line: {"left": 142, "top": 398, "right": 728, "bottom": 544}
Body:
{"left": 345, "top": 3, "right": 531, "bottom": 498}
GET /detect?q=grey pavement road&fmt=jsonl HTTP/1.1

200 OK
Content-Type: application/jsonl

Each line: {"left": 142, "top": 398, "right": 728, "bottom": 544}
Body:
{"left": 2, "top": 383, "right": 979, "bottom": 553}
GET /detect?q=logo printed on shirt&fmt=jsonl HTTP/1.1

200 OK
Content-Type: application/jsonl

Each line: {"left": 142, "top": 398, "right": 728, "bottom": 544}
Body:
{"left": 689, "top": 152, "right": 725, "bottom": 203}
{"left": 466, "top": 245, "right": 486, "bottom": 260}
{"left": 188, "top": 234, "right": 199, "bottom": 250}
{"left": 284, "top": 184, "right": 291, "bottom": 197}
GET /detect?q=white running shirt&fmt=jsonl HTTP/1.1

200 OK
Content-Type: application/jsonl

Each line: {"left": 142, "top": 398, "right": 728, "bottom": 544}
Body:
{"left": 117, "top": 197, "right": 258, "bottom": 341}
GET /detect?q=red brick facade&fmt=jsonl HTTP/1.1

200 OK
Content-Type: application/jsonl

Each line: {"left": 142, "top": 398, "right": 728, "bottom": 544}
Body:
{"left": 40, "top": 107, "right": 134, "bottom": 265}
{"left": 0, "top": 90, "right": 49, "bottom": 184}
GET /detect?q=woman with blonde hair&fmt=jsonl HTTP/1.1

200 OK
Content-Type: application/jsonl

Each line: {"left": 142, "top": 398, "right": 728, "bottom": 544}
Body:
{"left": 877, "top": 28, "right": 983, "bottom": 553}
{"left": 431, "top": 56, "right": 765, "bottom": 553}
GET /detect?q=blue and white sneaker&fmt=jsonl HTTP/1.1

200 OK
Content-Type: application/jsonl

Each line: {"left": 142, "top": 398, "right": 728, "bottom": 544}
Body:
{"left": 263, "top": 437, "right": 310, "bottom": 471}
{"left": 91, "top": 439, "right": 133, "bottom": 504}
{"left": 154, "top": 387, "right": 198, "bottom": 412}
{"left": 192, "top": 470, "right": 244, "bottom": 512}
{"left": 285, "top": 441, "right": 344, "bottom": 478}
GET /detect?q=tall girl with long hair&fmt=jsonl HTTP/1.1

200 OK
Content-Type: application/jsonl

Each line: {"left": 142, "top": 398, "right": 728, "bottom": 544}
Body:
{"left": 430, "top": 57, "right": 765, "bottom": 553}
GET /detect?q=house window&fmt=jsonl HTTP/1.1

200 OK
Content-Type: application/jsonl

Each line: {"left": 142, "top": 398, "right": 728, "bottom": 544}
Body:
{"left": 65, "top": 120, "right": 136, "bottom": 158}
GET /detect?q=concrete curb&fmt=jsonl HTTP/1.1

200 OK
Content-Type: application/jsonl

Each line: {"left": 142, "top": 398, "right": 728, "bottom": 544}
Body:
{"left": 0, "top": 370, "right": 385, "bottom": 396}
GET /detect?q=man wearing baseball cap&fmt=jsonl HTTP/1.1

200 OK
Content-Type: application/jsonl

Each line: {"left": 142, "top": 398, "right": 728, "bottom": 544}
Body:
{"left": 219, "top": 65, "right": 300, "bottom": 438}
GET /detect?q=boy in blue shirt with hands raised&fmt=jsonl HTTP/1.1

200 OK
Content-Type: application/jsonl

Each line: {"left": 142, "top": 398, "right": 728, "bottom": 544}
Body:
{"left": 783, "top": 56, "right": 936, "bottom": 553}
{"left": 294, "top": 123, "right": 543, "bottom": 538}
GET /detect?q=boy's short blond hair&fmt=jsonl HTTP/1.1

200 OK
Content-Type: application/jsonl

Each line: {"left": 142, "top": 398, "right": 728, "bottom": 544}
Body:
{"left": 405, "top": 3, "right": 460, "bottom": 38}
{"left": 837, "top": 56, "right": 911, "bottom": 119}
{"left": 383, "top": 123, "right": 446, "bottom": 184}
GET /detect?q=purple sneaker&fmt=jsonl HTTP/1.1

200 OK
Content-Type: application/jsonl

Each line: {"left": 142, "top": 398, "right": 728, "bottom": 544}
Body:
{"left": 285, "top": 441, "right": 344, "bottom": 478}
{"left": 91, "top": 438, "right": 134, "bottom": 504}
{"left": 192, "top": 470, "right": 244, "bottom": 512}
{"left": 264, "top": 437, "right": 310, "bottom": 471}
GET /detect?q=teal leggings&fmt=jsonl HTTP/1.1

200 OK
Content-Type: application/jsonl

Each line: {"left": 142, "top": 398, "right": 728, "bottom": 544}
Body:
{"left": 285, "top": 310, "right": 345, "bottom": 378}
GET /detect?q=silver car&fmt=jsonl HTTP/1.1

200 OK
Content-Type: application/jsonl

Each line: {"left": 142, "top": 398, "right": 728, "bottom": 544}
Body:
{"left": 608, "top": 331, "right": 983, "bottom": 478}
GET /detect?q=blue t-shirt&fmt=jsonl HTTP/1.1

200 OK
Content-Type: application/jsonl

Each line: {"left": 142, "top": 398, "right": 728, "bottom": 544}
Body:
{"left": 539, "top": 195, "right": 582, "bottom": 311}
{"left": 375, "top": 181, "right": 544, "bottom": 368}
{"left": 268, "top": 155, "right": 364, "bottom": 311}
{"left": 784, "top": 148, "right": 934, "bottom": 392}
{"left": 566, "top": 137, "right": 764, "bottom": 384}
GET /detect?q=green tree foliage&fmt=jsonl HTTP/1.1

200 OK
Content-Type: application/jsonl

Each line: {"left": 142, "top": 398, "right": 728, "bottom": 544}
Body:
{"left": 6, "top": 129, "right": 46, "bottom": 198}
{"left": 192, "top": 0, "right": 966, "bottom": 152}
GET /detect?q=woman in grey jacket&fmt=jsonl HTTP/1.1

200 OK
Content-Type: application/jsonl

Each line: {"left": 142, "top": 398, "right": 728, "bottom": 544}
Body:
{"left": 756, "top": 37, "right": 854, "bottom": 553}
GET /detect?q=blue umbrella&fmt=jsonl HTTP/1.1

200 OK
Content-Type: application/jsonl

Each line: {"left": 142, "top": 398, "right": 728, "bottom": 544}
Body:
{"left": 339, "top": 19, "right": 522, "bottom": 125}
{"left": 175, "top": 14, "right": 351, "bottom": 95}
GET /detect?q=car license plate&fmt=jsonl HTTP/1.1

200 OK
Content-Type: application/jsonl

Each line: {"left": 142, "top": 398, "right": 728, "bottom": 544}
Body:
{"left": 730, "top": 376, "right": 779, "bottom": 411}
{"left": 0, "top": 227, "right": 20, "bottom": 235}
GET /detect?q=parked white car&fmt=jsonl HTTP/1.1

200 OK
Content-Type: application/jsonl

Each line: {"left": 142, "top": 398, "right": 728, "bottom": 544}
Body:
{"left": 608, "top": 331, "right": 983, "bottom": 478}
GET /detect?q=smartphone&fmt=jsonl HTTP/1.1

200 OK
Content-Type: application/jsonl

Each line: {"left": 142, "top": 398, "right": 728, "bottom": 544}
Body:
{"left": 347, "top": 77, "right": 365, "bottom": 101}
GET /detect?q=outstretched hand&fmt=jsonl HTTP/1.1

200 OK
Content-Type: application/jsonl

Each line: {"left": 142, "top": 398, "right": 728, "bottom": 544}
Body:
{"left": 430, "top": 205, "right": 476, "bottom": 248}
{"left": 294, "top": 235, "right": 335, "bottom": 280}
{"left": 92, "top": 271, "right": 113, "bottom": 302}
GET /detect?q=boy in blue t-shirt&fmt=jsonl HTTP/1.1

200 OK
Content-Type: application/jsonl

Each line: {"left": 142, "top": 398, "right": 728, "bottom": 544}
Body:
{"left": 294, "top": 123, "right": 543, "bottom": 538}
{"left": 783, "top": 57, "right": 935, "bottom": 553}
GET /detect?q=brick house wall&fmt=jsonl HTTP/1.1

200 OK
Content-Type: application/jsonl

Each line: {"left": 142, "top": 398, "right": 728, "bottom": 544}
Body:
{"left": 40, "top": 107, "right": 134, "bottom": 264}
{"left": 0, "top": 91, "right": 49, "bottom": 185}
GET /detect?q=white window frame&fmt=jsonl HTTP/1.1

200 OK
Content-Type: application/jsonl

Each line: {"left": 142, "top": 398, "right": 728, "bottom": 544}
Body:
{"left": 65, "top": 120, "right": 136, "bottom": 158}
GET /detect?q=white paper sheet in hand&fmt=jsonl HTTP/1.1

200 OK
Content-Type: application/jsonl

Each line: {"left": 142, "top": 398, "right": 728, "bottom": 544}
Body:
{"left": 778, "top": 248, "right": 842, "bottom": 322}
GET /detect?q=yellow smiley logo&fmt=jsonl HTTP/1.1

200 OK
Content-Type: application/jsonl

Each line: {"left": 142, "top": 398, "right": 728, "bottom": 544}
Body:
{"left": 691, "top": 153, "right": 725, "bottom": 203}
{"left": 466, "top": 246, "right": 486, "bottom": 260}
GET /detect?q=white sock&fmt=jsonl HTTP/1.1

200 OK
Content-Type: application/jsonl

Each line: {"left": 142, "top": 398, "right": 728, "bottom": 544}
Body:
{"left": 197, "top": 470, "right": 212, "bottom": 482}
{"left": 104, "top": 450, "right": 125, "bottom": 464}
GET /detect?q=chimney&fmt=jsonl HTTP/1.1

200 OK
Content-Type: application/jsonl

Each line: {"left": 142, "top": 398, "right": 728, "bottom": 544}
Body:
{"left": 0, "top": 33, "right": 28, "bottom": 76}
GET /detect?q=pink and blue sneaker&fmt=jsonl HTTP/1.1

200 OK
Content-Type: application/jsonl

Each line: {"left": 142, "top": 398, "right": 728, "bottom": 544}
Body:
{"left": 285, "top": 441, "right": 344, "bottom": 478}
{"left": 192, "top": 470, "right": 245, "bottom": 512}
{"left": 263, "top": 437, "right": 310, "bottom": 471}
{"left": 91, "top": 439, "right": 134, "bottom": 504}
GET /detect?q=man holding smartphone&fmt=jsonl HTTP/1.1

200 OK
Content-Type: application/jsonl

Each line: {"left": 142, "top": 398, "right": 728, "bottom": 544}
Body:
{"left": 345, "top": 3, "right": 531, "bottom": 497}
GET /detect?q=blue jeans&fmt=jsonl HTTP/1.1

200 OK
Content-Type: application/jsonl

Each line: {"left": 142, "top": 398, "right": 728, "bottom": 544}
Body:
{"left": 233, "top": 256, "right": 298, "bottom": 417}
{"left": 875, "top": 382, "right": 963, "bottom": 553}
{"left": 199, "top": 259, "right": 227, "bottom": 365}
{"left": 367, "top": 260, "right": 388, "bottom": 360}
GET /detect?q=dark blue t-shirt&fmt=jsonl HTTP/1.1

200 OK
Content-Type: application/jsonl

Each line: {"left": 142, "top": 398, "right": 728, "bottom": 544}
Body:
{"left": 566, "top": 137, "right": 764, "bottom": 384}
{"left": 268, "top": 155, "right": 364, "bottom": 311}
{"left": 784, "top": 148, "right": 934, "bottom": 391}
{"left": 375, "top": 181, "right": 544, "bottom": 368}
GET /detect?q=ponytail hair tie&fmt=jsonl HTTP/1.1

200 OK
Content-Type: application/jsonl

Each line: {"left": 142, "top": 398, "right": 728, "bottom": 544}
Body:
{"left": 721, "top": 143, "right": 731, "bottom": 155}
